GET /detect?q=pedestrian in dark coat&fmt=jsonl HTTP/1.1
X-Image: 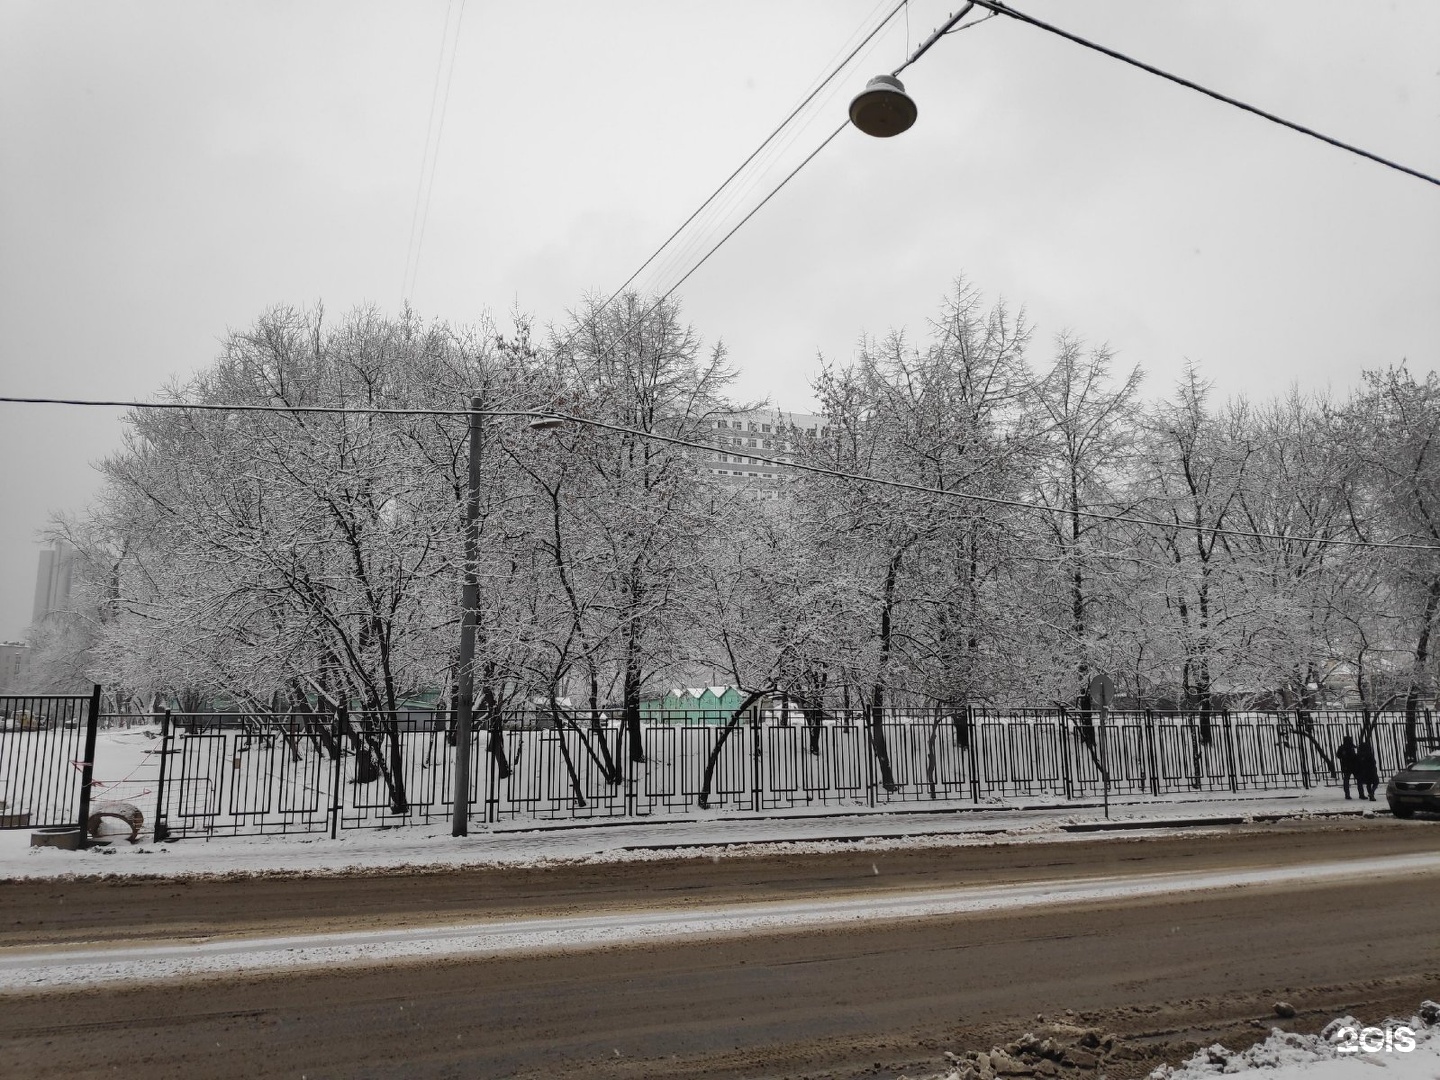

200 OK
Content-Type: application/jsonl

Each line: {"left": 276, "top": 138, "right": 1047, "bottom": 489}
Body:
{"left": 1336, "top": 735, "right": 1360, "bottom": 799}
{"left": 1357, "top": 739, "right": 1380, "bottom": 801}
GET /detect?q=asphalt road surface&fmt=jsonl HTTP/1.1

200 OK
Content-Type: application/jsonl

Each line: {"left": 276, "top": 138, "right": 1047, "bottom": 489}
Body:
{"left": 3, "top": 817, "right": 1438, "bottom": 1079}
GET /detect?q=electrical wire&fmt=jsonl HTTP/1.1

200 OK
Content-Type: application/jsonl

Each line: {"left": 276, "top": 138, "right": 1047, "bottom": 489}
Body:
{"left": 541, "top": 408, "right": 1440, "bottom": 554}
{"left": 4, "top": 393, "right": 1436, "bottom": 554}
{"left": 598, "top": 0, "right": 912, "bottom": 314}
{"left": 600, "top": 3, "right": 1000, "bottom": 337}
{"left": 400, "top": 0, "right": 456, "bottom": 305}
{"left": 970, "top": 0, "right": 1440, "bottom": 188}
{"left": 638, "top": 11, "right": 887, "bottom": 294}
{"left": 0, "top": 395, "right": 484, "bottom": 419}
{"left": 894, "top": 1, "right": 975, "bottom": 77}
{"left": 648, "top": 120, "right": 850, "bottom": 312}
{"left": 536, "top": 4, "right": 998, "bottom": 373}
{"left": 12, "top": 12, "right": 1433, "bottom": 555}
{"left": 400, "top": 0, "right": 469, "bottom": 304}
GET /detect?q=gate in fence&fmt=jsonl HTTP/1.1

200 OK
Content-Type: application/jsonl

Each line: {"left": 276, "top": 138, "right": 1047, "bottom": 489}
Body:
{"left": 146, "top": 705, "right": 1434, "bottom": 839}
{"left": 0, "top": 687, "right": 101, "bottom": 835}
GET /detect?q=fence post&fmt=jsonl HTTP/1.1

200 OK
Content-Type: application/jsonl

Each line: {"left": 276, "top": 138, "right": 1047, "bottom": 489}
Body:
{"left": 1099, "top": 707, "right": 1110, "bottom": 820}
{"left": 329, "top": 705, "right": 345, "bottom": 840}
{"left": 1058, "top": 711, "right": 1072, "bottom": 801}
{"left": 749, "top": 705, "right": 763, "bottom": 813}
{"left": 864, "top": 707, "right": 877, "bottom": 809}
{"left": 967, "top": 707, "right": 981, "bottom": 804}
{"left": 152, "top": 709, "right": 172, "bottom": 841}
{"left": 74, "top": 685, "right": 102, "bottom": 849}
{"left": 1145, "top": 710, "right": 1160, "bottom": 797}
{"left": 623, "top": 720, "right": 637, "bottom": 819}
{"left": 1295, "top": 709, "right": 1310, "bottom": 790}
{"left": 1224, "top": 711, "right": 1239, "bottom": 793}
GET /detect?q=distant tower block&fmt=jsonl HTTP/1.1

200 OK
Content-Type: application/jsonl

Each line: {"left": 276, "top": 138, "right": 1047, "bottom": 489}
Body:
{"left": 31, "top": 541, "right": 76, "bottom": 626}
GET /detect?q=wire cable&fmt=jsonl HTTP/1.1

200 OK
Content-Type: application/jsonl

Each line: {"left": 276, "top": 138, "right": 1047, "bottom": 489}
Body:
{"left": 411, "top": 0, "right": 468, "bottom": 296}
{"left": 598, "top": 0, "right": 911, "bottom": 315}
{"left": 648, "top": 120, "right": 850, "bottom": 311}
{"left": 4, "top": 393, "right": 1436, "bottom": 553}
{"left": 0, "top": 395, "right": 485, "bottom": 419}
{"left": 547, "top": 4, "right": 998, "bottom": 370}
{"left": 401, "top": 0, "right": 469, "bottom": 304}
{"left": 635, "top": 6, "right": 1005, "bottom": 315}
{"left": 894, "top": 2, "right": 975, "bottom": 77}
{"left": 401, "top": 0, "right": 457, "bottom": 305}
{"left": 970, "top": 0, "right": 1440, "bottom": 188}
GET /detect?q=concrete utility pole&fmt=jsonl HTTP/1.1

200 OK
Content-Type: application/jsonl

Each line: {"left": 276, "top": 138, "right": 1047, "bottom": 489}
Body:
{"left": 452, "top": 400, "right": 565, "bottom": 837}
{"left": 451, "top": 397, "right": 485, "bottom": 837}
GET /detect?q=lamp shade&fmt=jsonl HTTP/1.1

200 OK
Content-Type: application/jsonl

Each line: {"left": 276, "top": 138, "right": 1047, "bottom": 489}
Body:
{"left": 848, "top": 75, "right": 917, "bottom": 138}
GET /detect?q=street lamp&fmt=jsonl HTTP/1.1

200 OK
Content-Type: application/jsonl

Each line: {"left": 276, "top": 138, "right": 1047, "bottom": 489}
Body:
{"left": 849, "top": 75, "right": 918, "bottom": 138}
{"left": 452, "top": 398, "right": 565, "bottom": 837}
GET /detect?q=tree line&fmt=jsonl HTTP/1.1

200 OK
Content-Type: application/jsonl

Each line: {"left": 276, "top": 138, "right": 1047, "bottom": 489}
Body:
{"left": 29, "top": 279, "right": 1440, "bottom": 761}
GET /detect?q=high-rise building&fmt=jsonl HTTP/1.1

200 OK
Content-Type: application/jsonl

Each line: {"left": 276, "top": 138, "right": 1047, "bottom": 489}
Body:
{"left": 701, "top": 408, "right": 828, "bottom": 492}
{"left": 31, "top": 541, "right": 75, "bottom": 627}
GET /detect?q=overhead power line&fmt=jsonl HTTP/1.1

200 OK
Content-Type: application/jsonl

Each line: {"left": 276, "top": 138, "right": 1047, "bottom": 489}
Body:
{"left": 593, "top": 3, "right": 1000, "bottom": 337}
{"left": 0, "top": 395, "right": 490, "bottom": 419}
{"left": 4, "top": 393, "right": 1437, "bottom": 554}
{"left": 648, "top": 121, "right": 850, "bottom": 312}
{"left": 971, "top": 0, "right": 1440, "bottom": 188}
{"left": 566, "top": 0, "right": 1432, "bottom": 366}
{"left": 400, "top": 0, "right": 469, "bottom": 305}
{"left": 600, "top": 0, "right": 912, "bottom": 314}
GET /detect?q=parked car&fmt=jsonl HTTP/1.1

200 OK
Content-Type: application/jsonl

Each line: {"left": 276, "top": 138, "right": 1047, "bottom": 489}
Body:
{"left": 1385, "top": 753, "right": 1440, "bottom": 818}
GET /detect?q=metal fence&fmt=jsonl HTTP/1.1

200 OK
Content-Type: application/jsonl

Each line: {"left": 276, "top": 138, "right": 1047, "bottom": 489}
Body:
{"left": 142, "top": 706, "right": 1435, "bottom": 840}
{"left": 0, "top": 689, "right": 101, "bottom": 832}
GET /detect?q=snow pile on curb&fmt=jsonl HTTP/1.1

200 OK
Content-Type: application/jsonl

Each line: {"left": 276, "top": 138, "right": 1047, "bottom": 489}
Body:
{"left": 896, "top": 1003, "right": 1440, "bottom": 1080}
{"left": 917, "top": 1025, "right": 1148, "bottom": 1079}
{"left": 1152, "top": 1001, "right": 1440, "bottom": 1079}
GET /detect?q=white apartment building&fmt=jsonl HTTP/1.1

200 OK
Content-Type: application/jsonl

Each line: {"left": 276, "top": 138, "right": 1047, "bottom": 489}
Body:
{"left": 702, "top": 408, "right": 828, "bottom": 491}
{"left": 0, "top": 641, "right": 31, "bottom": 693}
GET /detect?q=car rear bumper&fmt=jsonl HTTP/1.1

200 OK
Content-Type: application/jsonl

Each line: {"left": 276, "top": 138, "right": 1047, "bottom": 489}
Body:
{"left": 1387, "top": 781, "right": 1440, "bottom": 814}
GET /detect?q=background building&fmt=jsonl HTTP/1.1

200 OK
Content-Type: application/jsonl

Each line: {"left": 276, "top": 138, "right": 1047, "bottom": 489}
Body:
{"left": 703, "top": 408, "right": 828, "bottom": 492}
{"left": 0, "top": 641, "right": 31, "bottom": 693}
{"left": 31, "top": 540, "right": 75, "bottom": 627}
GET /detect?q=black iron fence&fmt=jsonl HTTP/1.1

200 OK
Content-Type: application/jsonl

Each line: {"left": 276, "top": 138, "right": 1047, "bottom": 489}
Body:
{"left": 0, "top": 689, "right": 101, "bottom": 833}
{"left": 141, "top": 706, "right": 1435, "bottom": 839}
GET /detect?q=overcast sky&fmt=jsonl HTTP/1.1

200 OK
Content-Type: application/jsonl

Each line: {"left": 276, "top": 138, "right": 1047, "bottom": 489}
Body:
{"left": 2, "top": 0, "right": 1437, "bottom": 641}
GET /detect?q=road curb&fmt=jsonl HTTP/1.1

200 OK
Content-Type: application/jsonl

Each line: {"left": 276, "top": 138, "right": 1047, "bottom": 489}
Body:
{"left": 613, "top": 807, "right": 1382, "bottom": 851}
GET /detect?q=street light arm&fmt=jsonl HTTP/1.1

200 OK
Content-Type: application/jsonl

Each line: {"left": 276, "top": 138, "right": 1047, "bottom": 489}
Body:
{"left": 892, "top": 2, "right": 974, "bottom": 78}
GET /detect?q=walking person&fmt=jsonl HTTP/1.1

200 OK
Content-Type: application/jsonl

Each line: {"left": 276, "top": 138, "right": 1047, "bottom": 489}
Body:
{"left": 1337, "top": 735, "right": 1360, "bottom": 799}
{"left": 1357, "top": 738, "right": 1380, "bottom": 801}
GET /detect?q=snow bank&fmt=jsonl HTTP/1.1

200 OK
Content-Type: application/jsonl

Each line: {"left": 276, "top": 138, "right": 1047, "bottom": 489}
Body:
{"left": 902, "top": 1004, "right": 1440, "bottom": 1080}
{"left": 1152, "top": 1002, "right": 1440, "bottom": 1079}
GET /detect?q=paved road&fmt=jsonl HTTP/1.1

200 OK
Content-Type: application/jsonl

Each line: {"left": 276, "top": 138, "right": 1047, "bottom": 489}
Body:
{"left": 3, "top": 817, "right": 1438, "bottom": 1079}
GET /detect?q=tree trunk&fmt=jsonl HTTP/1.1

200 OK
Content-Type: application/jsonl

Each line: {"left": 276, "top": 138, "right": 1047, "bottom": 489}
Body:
{"left": 1405, "top": 577, "right": 1440, "bottom": 764}
{"left": 869, "top": 553, "right": 902, "bottom": 792}
{"left": 696, "top": 688, "right": 773, "bottom": 809}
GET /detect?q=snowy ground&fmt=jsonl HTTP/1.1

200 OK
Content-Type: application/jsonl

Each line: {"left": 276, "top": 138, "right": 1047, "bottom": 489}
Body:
{"left": 1154, "top": 1010, "right": 1440, "bottom": 1080}
{"left": 4, "top": 850, "right": 1434, "bottom": 993}
{"left": 4, "top": 728, "right": 1435, "bottom": 1078}
{"left": 906, "top": 1004, "right": 1440, "bottom": 1080}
